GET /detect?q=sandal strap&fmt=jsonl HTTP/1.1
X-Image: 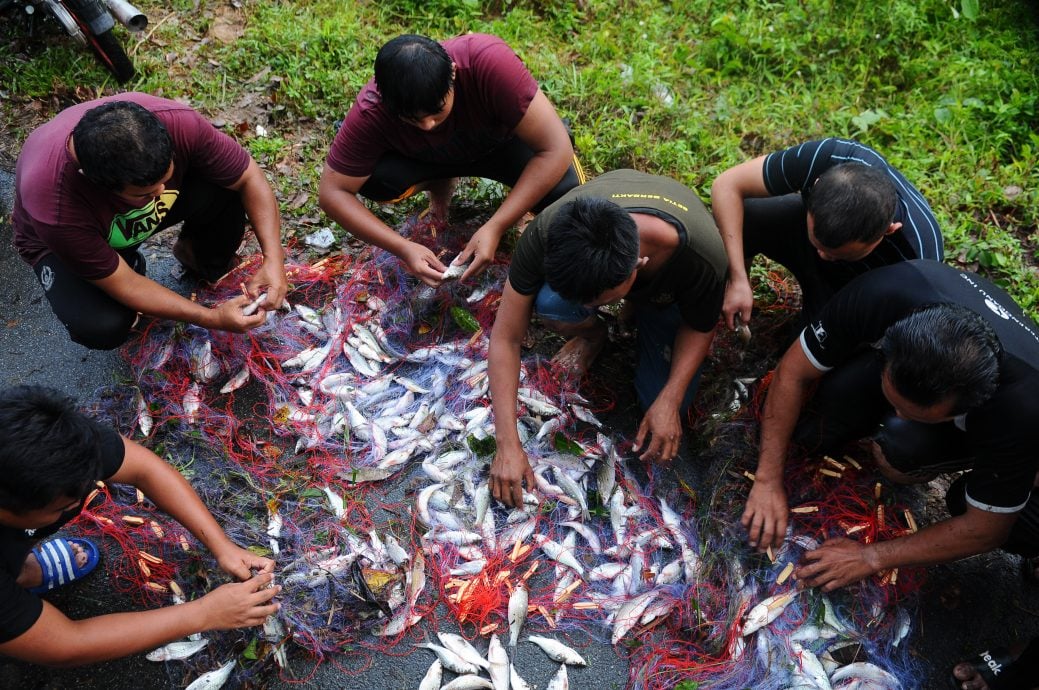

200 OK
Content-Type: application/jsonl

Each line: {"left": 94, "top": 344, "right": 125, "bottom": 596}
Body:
{"left": 34, "top": 539, "right": 76, "bottom": 591}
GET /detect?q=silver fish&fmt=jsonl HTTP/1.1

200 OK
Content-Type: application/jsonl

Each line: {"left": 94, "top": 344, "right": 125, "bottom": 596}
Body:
{"left": 534, "top": 535, "right": 585, "bottom": 579}
{"left": 788, "top": 641, "right": 831, "bottom": 689}
{"left": 545, "top": 664, "right": 569, "bottom": 690}
{"left": 415, "top": 643, "right": 480, "bottom": 675}
{"left": 219, "top": 366, "right": 250, "bottom": 394}
{"left": 741, "top": 589, "right": 799, "bottom": 636}
{"left": 527, "top": 636, "right": 587, "bottom": 666}
{"left": 612, "top": 590, "right": 658, "bottom": 644}
{"left": 241, "top": 291, "right": 268, "bottom": 316}
{"left": 185, "top": 661, "right": 235, "bottom": 690}
{"left": 437, "top": 632, "right": 490, "bottom": 670}
{"left": 510, "top": 664, "right": 533, "bottom": 690}
{"left": 508, "top": 583, "right": 528, "bottom": 646}
{"left": 145, "top": 638, "right": 209, "bottom": 662}
{"left": 183, "top": 383, "right": 202, "bottom": 425}
{"left": 441, "top": 677, "right": 494, "bottom": 690}
{"left": 417, "top": 659, "right": 442, "bottom": 690}
{"left": 829, "top": 662, "right": 901, "bottom": 689}
{"left": 322, "top": 485, "right": 345, "bottom": 519}
{"left": 190, "top": 340, "right": 220, "bottom": 383}
{"left": 135, "top": 391, "right": 153, "bottom": 437}
{"left": 487, "top": 633, "right": 510, "bottom": 690}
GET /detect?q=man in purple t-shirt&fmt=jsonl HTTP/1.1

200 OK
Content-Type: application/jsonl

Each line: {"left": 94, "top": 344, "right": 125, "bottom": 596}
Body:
{"left": 319, "top": 34, "right": 584, "bottom": 286}
{"left": 12, "top": 94, "right": 288, "bottom": 350}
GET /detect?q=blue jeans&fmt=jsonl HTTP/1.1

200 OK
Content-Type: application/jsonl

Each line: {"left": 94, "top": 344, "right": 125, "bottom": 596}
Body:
{"left": 534, "top": 285, "right": 701, "bottom": 413}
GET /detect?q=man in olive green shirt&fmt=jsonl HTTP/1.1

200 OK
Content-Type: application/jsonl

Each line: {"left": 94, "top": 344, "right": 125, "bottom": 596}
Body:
{"left": 488, "top": 169, "right": 728, "bottom": 507}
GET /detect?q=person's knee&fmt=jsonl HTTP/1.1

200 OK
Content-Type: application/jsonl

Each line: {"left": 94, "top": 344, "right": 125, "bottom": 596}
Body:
{"left": 66, "top": 309, "right": 136, "bottom": 350}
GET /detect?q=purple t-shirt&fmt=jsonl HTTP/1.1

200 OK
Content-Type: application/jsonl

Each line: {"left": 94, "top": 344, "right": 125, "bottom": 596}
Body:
{"left": 12, "top": 93, "right": 250, "bottom": 280}
{"left": 326, "top": 34, "right": 539, "bottom": 178}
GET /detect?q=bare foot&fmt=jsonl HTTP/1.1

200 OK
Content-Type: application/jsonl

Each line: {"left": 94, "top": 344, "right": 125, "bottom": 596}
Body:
{"left": 16, "top": 541, "right": 88, "bottom": 588}
{"left": 425, "top": 177, "right": 457, "bottom": 223}
{"left": 551, "top": 331, "right": 607, "bottom": 378}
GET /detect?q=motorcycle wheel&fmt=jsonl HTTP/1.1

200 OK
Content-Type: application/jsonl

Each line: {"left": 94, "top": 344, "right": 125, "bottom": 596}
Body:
{"left": 84, "top": 26, "right": 134, "bottom": 82}
{"left": 52, "top": 0, "right": 135, "bottom": 82}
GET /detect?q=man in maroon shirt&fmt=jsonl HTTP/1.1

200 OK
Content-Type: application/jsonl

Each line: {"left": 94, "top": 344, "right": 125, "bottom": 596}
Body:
{"left": 12, "top": 94, "right": 288, "bottom": 350}
{"left": 319, "top": 33, "right": 583, "bottom": 286}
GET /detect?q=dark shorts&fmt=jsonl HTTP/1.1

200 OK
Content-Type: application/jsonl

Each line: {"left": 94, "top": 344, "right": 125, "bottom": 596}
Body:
{"left": 33, "top": 176, "right": 246, "bottom": 350}
{"left": 359, "top": 136, "right": 586, "bottom": 212}
{"left": 533, "top": 285, "right": 701, "bottom": 413}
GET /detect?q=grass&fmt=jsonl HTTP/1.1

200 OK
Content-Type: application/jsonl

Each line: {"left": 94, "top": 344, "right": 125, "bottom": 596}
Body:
{"left": 2, "top": 0, "right": 1037, "bottom": 316}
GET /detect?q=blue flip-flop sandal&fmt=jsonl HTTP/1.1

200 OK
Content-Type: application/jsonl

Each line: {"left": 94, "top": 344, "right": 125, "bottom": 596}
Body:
{"left": 28, "top": 537, "right": 101, "bottom": 595}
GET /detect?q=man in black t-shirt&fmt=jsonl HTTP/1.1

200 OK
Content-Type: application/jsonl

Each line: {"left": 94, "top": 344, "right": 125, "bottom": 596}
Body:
{"left": 742, "top": 261, "right": 1039, "bottom": 590}
{"left": 711, "top": 137, "right": 943, "bottom": 329}
{"left": 0, "top": 386, "right": 280, "bottom": 665}
{"left": 489, "top": 170, "right": 727, "bottom": 508}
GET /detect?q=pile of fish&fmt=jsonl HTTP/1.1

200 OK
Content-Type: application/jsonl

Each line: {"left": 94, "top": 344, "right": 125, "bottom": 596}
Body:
{"left": 116, "top": 250, "right": 920, "bottom": 689}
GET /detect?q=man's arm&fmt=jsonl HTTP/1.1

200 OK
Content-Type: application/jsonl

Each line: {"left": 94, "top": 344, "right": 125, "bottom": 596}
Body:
{"left": 110, "top": 437, "right": 273, "bottom": 580}
{"left": 0, "top": 577, "right": 278, "bottom": 666}
{"left": 709, "top": 154, "right": 770, "bottom": 330}
{"left": 634, "top": 325, "right": 714, "bottom": 463}
{"left": 488, "top": 282, "right": 537, "bottom": 508}
{"left": 796, "top": 507, "right": 1017, "bottom": 591}
{"left": 457, "top": 91, "right": 574, "bottom": 281}
{"left": 742, "top": 340, "right": 825, "bottom": 549}
{"left": 92, "top": 259, "right": 266, "bottom": 333}
{"left": 318, "top": 164, "right": 447, "bottom": 286}
{"left": 227, "top": 159, "right": 287, "bottom": 309}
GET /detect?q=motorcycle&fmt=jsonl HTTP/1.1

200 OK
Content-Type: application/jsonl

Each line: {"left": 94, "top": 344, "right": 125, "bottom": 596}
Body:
{"left": 1, "top": 0, "right": 148, "bottom": 83}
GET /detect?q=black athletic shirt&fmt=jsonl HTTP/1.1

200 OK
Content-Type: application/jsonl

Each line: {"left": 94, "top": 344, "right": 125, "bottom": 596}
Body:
{"left": 0, "top": 426, "right": 125, "bottom": 643}
{"left": 763, "top": 138, "right": 944, "bottom": 273}
{"left": 509, "top": 169, "right": 728, "bottom": 333}
{"left": 800, "top": 260, "right": 1039, "bottom": 513}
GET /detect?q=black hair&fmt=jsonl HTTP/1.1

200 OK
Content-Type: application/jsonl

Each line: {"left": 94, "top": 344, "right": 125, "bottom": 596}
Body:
{"left": 544, "top": 197, "right": 639, "bottom": 304}
{"left": 880, "top": 303, "right": 1002, "bottom": 414}
{"left": 0, "top": 386, "right": 104, "bottom": 513}
{"left": 72, "top": 100, "right": 173, "bottom": 192}
{"left": 374, "top": 34, "right": 454, "bottom": 119}
{"left": 806, "top": 163, "right": 898, "bottom": 248}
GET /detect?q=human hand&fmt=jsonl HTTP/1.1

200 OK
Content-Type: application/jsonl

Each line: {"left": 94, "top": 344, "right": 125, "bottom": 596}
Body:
{"left": 214, "top": 543, "right": 275, "bottom": 581}
{"left": 399, "top": 240, "right": 448, "bottom": 287}
{"left": 723, "top": 277, "right": 754, "bottom": 331}
{"left": 490, "top": 443, "right": 535, "bottom": 508}
{"left": 795, "top": 537, "right": 879, "bottom": 591}
{"left": 633, "top": 398, "right": 682, "bottom": 464}
{"left": 457, "top": 223, "right": 504, "bottom": 282}
{"left": 200, "top": 572, "right": 280, "bottom": 630}
{"left": 245, "top": 259, "right": 288, "bottom": 310}
{"left": 211, "top": 295, "right": 267, "bottom": 333}
{"left": 741, "top": 477, "right": 788, "bottom": 550}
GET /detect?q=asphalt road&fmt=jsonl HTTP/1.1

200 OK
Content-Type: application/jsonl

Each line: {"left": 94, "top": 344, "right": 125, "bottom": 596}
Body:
{"left": 1, "top": 167, "right": 1037, "bottom": 690}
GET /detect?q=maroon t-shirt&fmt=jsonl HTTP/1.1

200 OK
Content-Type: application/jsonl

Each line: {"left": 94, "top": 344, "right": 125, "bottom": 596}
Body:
{"left": 12, "top": 93, "right": 250, "bottom": 280}
{"left": 326, "top": 34, "right": 539, "bottom": 178}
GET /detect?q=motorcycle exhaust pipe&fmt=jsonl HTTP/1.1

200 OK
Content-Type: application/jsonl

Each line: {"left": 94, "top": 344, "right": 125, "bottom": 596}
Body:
{"left": 101, "top": 0, "right": 147, "bottom": 31}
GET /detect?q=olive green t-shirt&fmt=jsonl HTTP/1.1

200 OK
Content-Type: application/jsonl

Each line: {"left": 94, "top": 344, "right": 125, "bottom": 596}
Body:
{"left": 508, "top": 169, "right": 727, "bottom": 332}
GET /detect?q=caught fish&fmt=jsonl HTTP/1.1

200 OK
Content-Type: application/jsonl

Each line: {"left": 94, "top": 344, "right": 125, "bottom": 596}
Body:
{"left": 534, "top": 534, "right": 585, "bottom": 579}
{"left": 437, "top": 632, "right": 490, "bottom": 671}
{"left": 741, "top": 589, "right": 799, "bottom": 636}
{"left": 336, "top": 466, "right": 396, "bottom": 484}
{"left": 418, "top": 659, "right": 443, "bottom": 690}
{"left": 510, "top": 664, "right": 533, "bottom": 690}
{"left": 508, "top": 583, "right": 528, "bottom": 646}
{"left": 415, "top": 643, "right": 480, "bottom": 675}
{"left": 612, "top": 590, "right": 658, "bottom": 644}
{"left": 441, "top": 677, "right": 494, "bottom": 690}
{"left": 322, "top": 485, "right": 345, "bottom": 519}
{"left": 185, "top": 661, "right": 235, "bottom": 690}
{"left": 372, "top": 610, "right": 422, "bottom": 637}
{"left": 545, "top": 664, "right": 569, "bottom": 690}
{"left": 146, "top": 638, "right": 209, "bottom": 662}
{"left": 190, "top": 340, "right": 220, "bottom": 383}
{"left": 219, "top": 366, "right": 250, "bottom": 394}
{"left": 487, "top": 633, "right": 510, "bottom": 690}
{"left": 242, "top": 291, "right": 268, "bottom": 316}
{"left": 262, "top": 613, "right": 289, "bottom": 670}
{"left": 829, "top": 662, "right": 901, "bottom": 689}
{"left": 441, "top": 256, "right": 467, "bottom": 281}
{"left": 527, "top": 636, "right": 587, "bottom": 666}
{"left": 183, "top": 383, "right": 202, "bottom": 425}
{"left": 135, "top": 391, "right": 153, "bottom": 437}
